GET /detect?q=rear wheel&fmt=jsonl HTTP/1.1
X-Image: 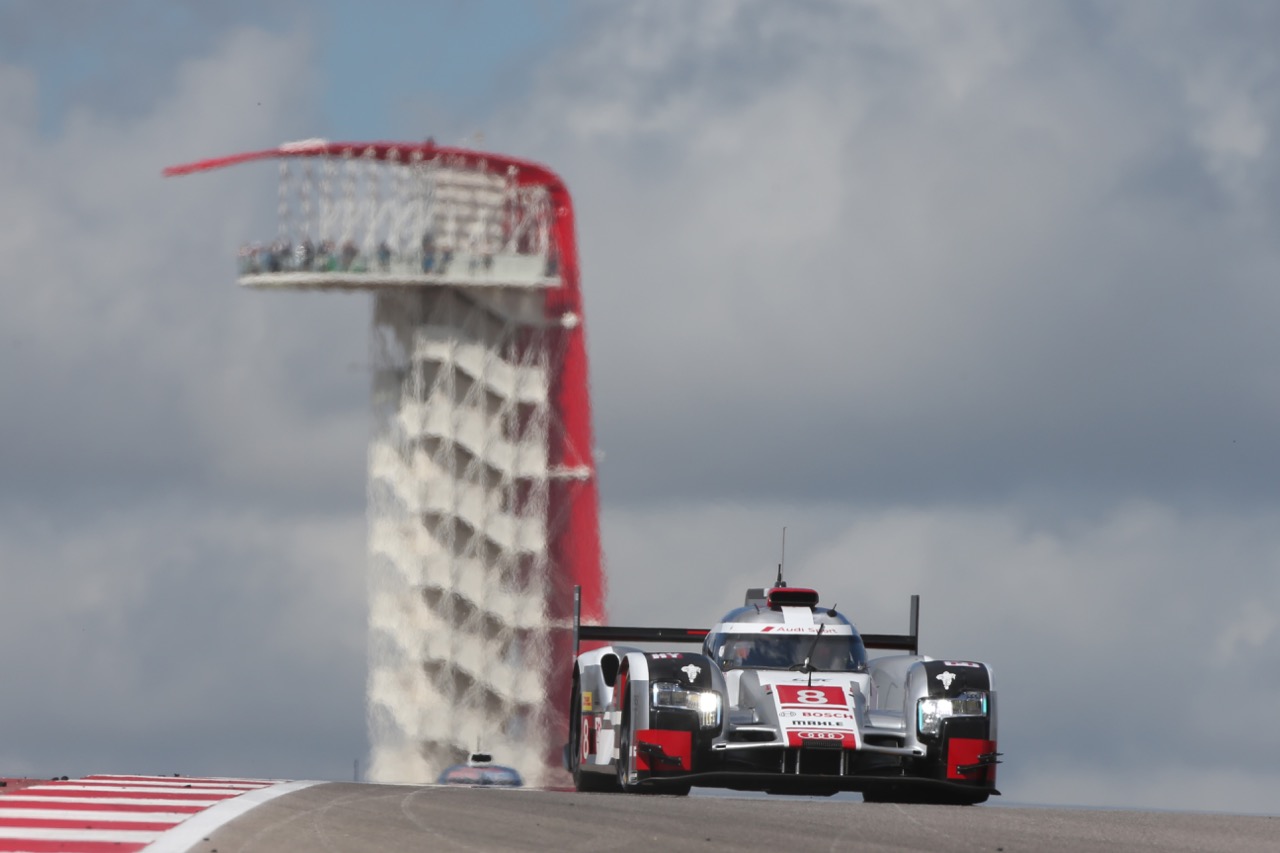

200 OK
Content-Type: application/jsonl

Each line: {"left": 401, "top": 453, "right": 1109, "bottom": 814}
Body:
{"left": 570, "top": 679, "right": 619, "bottom": 793}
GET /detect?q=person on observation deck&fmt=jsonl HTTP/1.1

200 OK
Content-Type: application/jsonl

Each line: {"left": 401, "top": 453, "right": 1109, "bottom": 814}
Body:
{"left": 296, "top": 238, "right": 314, "bottom": 270}
{"left": 421, "top": 232, "right": 436, "bottom": 273}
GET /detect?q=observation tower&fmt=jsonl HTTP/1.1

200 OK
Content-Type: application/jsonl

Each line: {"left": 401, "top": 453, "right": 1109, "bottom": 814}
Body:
{"left": 165, "top": 139, "right": 606, "bottom": 786}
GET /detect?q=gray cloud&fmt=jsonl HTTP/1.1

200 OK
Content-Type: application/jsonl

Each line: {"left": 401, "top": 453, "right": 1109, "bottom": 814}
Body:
{"left": 0, "top": 26, "right": 368, "bottom": 781}
{"left": 487, "top": 1, "right": 1280, "bottom": 510}
{"left": 0, "top": 25, "right": 370, "bottom": 513}
{"left": 0, "top": 501, "right": 366, "bottom": 780}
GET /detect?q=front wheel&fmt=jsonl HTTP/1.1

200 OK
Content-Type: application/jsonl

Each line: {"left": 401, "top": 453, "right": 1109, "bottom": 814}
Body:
{"left": 615, "top": 687, "right": 691, "bottom": 796}
{"left": 616, "top": 687, "right": 636, "bottom": 792}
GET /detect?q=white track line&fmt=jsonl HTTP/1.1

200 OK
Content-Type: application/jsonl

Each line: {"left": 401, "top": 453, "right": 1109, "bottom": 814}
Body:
{"left": 138, "top": 780, "right": 320, "bottom": 853}
{"left": 0, "top": 808, "right": 194, "bottom": 821}
{"left": 41, "top": 785, "right": 254, "bottom": 795}
{"left": 0, "top": 826, "right": 160, "bottom": 842}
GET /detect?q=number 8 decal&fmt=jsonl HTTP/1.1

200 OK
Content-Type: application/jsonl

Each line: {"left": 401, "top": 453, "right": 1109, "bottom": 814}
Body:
{"left": 796, "top": 689, "right": 829, "bottom": 704}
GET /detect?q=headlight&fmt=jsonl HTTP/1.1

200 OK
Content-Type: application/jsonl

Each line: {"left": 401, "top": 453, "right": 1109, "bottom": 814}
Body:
{"left": 651, "top": 681, "right": 722, "bottom": 729}
{"left": 917, "top": 691, "right": 988, "bottom": 736}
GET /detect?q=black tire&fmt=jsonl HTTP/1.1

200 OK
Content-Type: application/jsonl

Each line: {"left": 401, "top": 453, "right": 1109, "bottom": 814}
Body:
{"left": 570, "top": 679, "right": 619, "bottom": 793}
{"left": 616, "top": 688, "right": 636, "bottom": 792}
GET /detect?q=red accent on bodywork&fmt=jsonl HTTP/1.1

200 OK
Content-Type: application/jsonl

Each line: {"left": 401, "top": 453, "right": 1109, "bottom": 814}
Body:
{"left": 766, "top": 587, "right": 819, "bottom": 608}
{"left": 947, "top": 738, "right": 997, "bottom": 781}
{"left": 634, "top": 730, "right": 693, "bottom": 772}
{"left": 774, "top": 684, "right": 849, "bottom": 708}
{"left": 579, "top": 713, "right": 592, "bottom": 763}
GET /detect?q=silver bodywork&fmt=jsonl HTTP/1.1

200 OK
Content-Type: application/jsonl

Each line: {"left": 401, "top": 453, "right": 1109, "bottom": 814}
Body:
{"left": 568, "top": 587, "right": 999, "bottom": 802}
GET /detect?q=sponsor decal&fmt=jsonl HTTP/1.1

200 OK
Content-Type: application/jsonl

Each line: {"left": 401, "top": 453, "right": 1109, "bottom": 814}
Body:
{"left": 780, "top": 709, "right": 855, "bottom": 719}
{"left": 680, "top": 663, "right": 702, "bottom": 681}
{"left": 786, "top": 730, "right": 857, "bottom": 748}
{"left": 943, "top": 661, "right": 982, "bottom": 668}
{"left": 717, "top": 622, "right": 855, "bottom": 635}
{"left": 936, "top": 671, "right": 956, "bottom": 690}
{"left": 650, "top": 653, "right": 684, "bottom": 659}
{"left": 775, "top": 684, "right": 849, "bottom": 709}
{"left": 773, "top": 681, "right": 844, "bottom": 706}
{"left": 581, "top": 691, "right": 594, "bottom": 711}
{"left": 581, "top": 713, "right": 606, "bottom": 761}
{"left": 774, "top": 683, "right": 860, "bottom": 750}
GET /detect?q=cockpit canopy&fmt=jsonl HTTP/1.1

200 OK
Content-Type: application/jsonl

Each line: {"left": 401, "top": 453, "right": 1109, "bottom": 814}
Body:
{"left": 705, "top": 631, "right": 868, "bottom": 672}
{"left": 703, "top": 592, "right": 868, "bottom": 672}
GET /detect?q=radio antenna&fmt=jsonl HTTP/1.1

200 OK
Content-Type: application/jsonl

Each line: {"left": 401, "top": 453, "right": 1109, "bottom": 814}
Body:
{"left": 776, "top": 526, "right": 787, "bottom": 588}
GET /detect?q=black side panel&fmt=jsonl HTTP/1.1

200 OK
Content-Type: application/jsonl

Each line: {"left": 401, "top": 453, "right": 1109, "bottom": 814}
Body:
{"left": 643, "top": 653, "right": 721, "bottom": 764}
{"left": 921, "top": 660, "right": 991, "bottom": 697}
{"left": 645, "top": 652, "right": 716, "bottom": 690}
{"left": 939, "top": 716, "right": 991, "bottom": 741}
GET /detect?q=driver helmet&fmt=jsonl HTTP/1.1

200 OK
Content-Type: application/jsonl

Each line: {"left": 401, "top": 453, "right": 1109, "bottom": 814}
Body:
{"left": 722, "top": 638, "right": 753, "bottom": 666}
{"left": 811, "top": 640, "right": 845, "bottom": 670}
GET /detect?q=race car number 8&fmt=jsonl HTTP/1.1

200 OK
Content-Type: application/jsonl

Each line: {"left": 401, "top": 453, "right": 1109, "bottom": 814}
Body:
{"left": 776, "top": 685, "right": 847, "bottom": 708}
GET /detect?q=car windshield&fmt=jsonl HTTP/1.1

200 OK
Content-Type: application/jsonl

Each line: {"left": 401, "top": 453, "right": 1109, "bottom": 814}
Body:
{"left": 707, "top": 632, "right": 867, "bottom": 671}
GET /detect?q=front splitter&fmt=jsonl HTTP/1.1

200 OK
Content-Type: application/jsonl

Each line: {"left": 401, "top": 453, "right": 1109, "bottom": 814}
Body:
{"left": 637, "top": 770, "right": 999, "bottom": 799}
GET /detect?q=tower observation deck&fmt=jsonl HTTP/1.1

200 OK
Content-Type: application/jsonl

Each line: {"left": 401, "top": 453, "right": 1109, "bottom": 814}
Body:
{"left": 165, "top": 139, "right": 606, "bottom": 785}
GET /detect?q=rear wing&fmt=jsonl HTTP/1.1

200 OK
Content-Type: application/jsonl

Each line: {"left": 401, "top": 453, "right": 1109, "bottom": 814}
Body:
{"left": 861, "top": 594, "right": 920, "bottom": 654}
{"left": 571, "top": 587, "right": 919, "bottom": 657}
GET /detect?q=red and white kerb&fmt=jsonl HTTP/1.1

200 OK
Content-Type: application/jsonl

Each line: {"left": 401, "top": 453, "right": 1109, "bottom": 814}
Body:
{"left": 0, "top": 774, "right": 317, "bottom": 853}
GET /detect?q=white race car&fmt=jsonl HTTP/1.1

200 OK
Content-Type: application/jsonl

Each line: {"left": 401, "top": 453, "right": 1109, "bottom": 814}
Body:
{"left": 566, "top": 584, "right": 999, "bottom": 803}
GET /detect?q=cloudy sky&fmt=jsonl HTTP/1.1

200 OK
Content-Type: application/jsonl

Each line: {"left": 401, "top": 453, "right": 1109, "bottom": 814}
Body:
{"left": 2, "top": 0, "right": 1279, "bottom": 814}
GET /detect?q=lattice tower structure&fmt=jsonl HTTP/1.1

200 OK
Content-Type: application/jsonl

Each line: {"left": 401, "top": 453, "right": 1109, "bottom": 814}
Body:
{"left": 165, "top": 140, "right": 606, "bottom": 786}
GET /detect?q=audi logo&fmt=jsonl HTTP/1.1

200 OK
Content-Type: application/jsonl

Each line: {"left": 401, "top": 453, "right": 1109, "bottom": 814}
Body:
{"left": 797, "top": 731, "right": 844, "bottom": 740}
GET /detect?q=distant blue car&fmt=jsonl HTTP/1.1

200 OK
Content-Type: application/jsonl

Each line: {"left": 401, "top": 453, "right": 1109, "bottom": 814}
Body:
{"left": 436, "top": 753, "right": 523, "bottom": 787}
